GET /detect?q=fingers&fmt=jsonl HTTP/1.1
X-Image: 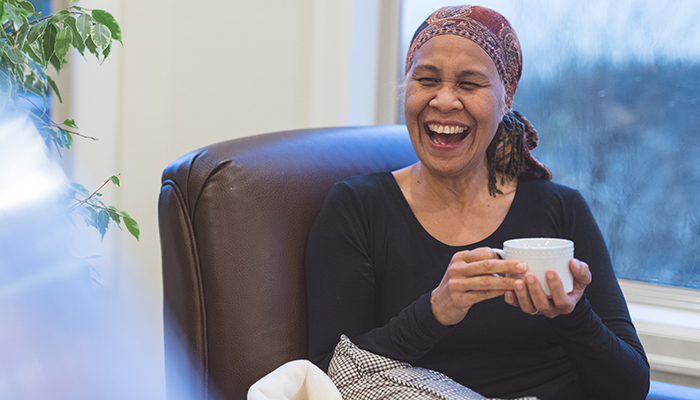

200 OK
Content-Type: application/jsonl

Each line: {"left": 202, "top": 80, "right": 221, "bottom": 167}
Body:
{"left": 529, "top": 272, "right": 557, "bottom": 313}
{"left": 512, "top": 275, "right": 539, "bottom": 314}
{"left": 511, "top": 273, "right": 561, "bottom": 316}
{"left": 449, "top": 248, "right": 526, "bottom": 278}
{"left": 450, "top": 247, "right": 499, "bottom": 263}
{"left": 503, "top": 290, "right": 519, "bottom": 307}
{"left": 433, "top": 248, "right": 527, "bottom": 326}
{"left": 546, "top": 260, "right": 591, "bottom": 307}
{"left": 442, "top": 270, "right": 513, "bottom": 294}
{"left": 546, "top": 271, "right": 569, "bottom": 305}
{"left": 509, "top": 259, "right": 593, "bottom": 318}
{"left": 571, "top": 259, "right": 592, "bottom": 288}
{"left": 432, "top": 286, "right": 508, "bottom": 326}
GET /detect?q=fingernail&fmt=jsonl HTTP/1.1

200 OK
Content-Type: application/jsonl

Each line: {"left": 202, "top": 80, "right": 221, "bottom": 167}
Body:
{"left": 517, "top": 263, "right": 527, "bottom": 273}
{"left": 546, "top": 271, "right": 555, "bottom": 280}
{"left": 515, "top": 282, "right": 524, "bottom": 291}
{"left": 526, "top": 275, "right": 536, "bottom": 284}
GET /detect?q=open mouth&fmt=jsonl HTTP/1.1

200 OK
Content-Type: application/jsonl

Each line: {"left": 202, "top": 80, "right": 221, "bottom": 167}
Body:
{"left": 426, "top": 123, "right": 468, "bottom": 146}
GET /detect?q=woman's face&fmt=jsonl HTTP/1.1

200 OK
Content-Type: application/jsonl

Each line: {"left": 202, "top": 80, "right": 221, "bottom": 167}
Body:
{"left": 404, "top": 34, "right": 506, "bottom": 179}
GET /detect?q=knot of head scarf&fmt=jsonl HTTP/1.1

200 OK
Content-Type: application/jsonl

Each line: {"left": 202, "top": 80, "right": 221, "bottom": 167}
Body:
{"left": 405, "top": 5, "right": 552, "bottom": 195}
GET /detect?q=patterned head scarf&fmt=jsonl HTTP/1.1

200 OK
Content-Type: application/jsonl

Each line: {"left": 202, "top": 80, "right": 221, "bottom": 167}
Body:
{"left": 405, "top": 5, "right": 552, "bottom": 194}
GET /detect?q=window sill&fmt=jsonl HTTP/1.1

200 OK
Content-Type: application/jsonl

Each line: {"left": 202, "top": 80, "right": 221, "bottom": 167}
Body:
{"left": 619, "top": 280, "right": 700, "bottom": 380}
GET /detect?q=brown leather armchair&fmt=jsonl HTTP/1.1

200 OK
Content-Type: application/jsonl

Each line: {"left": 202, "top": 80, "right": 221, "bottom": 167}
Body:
{"left": 159, "top": 126, "right": 417, "bottom": 400}
{"left": 159, "top": 125, "right": 699, "bottom": 400}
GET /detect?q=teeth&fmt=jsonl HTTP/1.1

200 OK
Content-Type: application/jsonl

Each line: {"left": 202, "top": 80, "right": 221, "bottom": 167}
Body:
{"left": 427, "top": 124, "right": 466, "bottom": 134}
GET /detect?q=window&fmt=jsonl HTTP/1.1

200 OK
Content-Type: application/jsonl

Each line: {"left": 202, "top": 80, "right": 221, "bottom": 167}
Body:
{"left": 400, "top": 0, "right": 700, "bottom": 289}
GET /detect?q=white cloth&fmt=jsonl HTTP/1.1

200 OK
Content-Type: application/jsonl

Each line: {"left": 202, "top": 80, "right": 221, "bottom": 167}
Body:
{"left": 248, "top": 359, "right": 343, "bottom": 400}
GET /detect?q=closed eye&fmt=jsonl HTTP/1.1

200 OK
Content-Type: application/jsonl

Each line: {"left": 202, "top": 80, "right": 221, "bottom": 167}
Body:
{"left": 460, "top": 81, "right": 481, "bottom": 89}
{"left": 416, "top": 77, "right": 439, "bottom": 86}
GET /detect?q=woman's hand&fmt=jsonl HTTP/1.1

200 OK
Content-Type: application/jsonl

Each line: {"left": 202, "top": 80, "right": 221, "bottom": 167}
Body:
{"left": 431, "top": 247, "right": 527, "bottom": 326}
{"left": 503, "top": 259, "right": 592, "bottom": 318}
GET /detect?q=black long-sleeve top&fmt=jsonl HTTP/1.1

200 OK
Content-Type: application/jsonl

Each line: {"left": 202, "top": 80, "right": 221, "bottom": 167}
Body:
{"left": 305, "top": 172, "right": 649, "bottom": 400}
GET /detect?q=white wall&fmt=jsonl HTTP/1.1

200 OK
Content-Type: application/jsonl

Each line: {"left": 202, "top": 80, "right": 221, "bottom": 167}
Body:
{"left": 57, "top": 0, "right": 399, "bottom": 397}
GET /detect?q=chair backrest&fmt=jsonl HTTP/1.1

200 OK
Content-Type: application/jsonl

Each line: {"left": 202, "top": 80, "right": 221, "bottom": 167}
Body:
{"left": 158, "top": 125, "right": 417, "bottom": 400}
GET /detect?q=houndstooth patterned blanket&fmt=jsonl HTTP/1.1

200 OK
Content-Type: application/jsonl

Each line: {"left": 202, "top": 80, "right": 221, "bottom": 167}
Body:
{"left": 328, "top": 335, "right": 539, "bottom": 400}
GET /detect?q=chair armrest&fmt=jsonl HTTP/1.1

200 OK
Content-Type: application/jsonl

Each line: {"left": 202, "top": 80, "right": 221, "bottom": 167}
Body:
{"left": 646, "top": 380, "right": 700, "bottom": 400}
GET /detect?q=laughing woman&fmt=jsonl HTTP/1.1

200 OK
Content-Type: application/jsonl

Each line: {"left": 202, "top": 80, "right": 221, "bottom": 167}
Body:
{"left": 305, "top": 5, "right": 649, "bottom": 400}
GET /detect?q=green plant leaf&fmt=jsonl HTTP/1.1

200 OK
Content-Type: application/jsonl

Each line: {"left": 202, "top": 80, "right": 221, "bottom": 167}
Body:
{"left": 90, "top": 23, "right": 111, "bottom": 51}
{"left": 63, "top": 16, "right": 85, "bottom": 55}
{"left": 28, "top": 59, "right": 46, "bottom": 80}
{"left": 41, "top": 125, "right": 59, "bottom": 141}
{"left": 58, "top": 128, "right": 71, "bottom": 148}
{"left": 65, "top": 131, "right": 73, "bottom": 148}
{"left": 27, "top": 109, "right": 49, "bottom": 126}
{"left": 101, "top": 41, "right": 111, "bottom": 60}
{"left": 63, "top": 118, "right": 78, "bottom": 129}
{"left": 27, "top": 21, "right": 46, "bottom": 44}
{"left": 91, "top": 9, "right": 121, "bottom": 45}
{"left": 109, "top": 175, "right": 120, "bottom": 187}
{"left": 23, "top": 41, "right": 43, "bottom": 64}
{"left": 6, "top": 32, "right": 18, "bottom": 49}
{"left": 38, "top": 125, "right": 53, "bottom": 144}
{"left": 76, "top": 205, "right": 98, "bottom": 228}
{"left": 23, "top": 81, "right": 47, "bottom": 102}
{"left": 16, "top": 21, "right": 29, "bottom": 48}
{"left": 97, "top": 209, "right": 109, "bottom": 240}
{"left": 121, "top": 211, "right": 140, "bottom": 241}
{"left": 3, "top": 44, "right": 25, "bottom": 64}
{"left": 70, "top": 182, "right": 90, "bottom": 197}
{"left": 106, "top": 206, "right": 122, "bottom": 227}
{"left": 17, "top": 0, "right": 34, "bottom": 13}
{"left": 51, "top": 9, "right": 71, "bottom": 24}
{"left": 0, "top": 69, "right": 11, "bottom": 114}
{"left": 46, "top": 75, "right": 62, "bottom": 103}
{"left": 51, "top": 54, "right": 67, "bottom": 73}
{"left": 42, "top": 22, "right": 57, "bottom": 62}
{"left": 84, "top": 32, "right": 98, "bottom": 58}
{"left": 76, "top": 13, "right": 90, "bottom": 40}
{"left": 4, "top": 2, "right": 28, "bottom": 28}
{"left": 4, "top": 30, "right": 16, "bottom": 47}
{"left": 54, "top": 27, "right": 72, "bottom": 61}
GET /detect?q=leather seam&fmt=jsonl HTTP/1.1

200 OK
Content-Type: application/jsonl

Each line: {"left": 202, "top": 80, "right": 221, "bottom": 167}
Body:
{"left": 162, "top": 178, "right": 209, "bottom": 399}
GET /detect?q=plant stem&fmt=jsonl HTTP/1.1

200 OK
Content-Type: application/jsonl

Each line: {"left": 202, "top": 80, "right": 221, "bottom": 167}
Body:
{"left": 70, "top": 174, "right": 119, "bottom": 211}
{"left": 19, "top": 95, "right": 99, "bottom": 141}
{"left": 62, "top": 128, "right": 98, "bottom": 141}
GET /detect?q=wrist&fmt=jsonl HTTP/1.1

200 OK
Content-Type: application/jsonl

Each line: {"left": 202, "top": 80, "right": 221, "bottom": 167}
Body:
{"left": 430, "top": 289, "right": 466, "bottom": 327}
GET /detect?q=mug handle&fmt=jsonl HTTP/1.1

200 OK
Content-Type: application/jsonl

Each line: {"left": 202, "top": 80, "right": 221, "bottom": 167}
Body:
{"left": 490, "top": 248, "right": 506, "bottom": 278}
{"left": 491, "top": 248, "right": 505, "bottom": 259}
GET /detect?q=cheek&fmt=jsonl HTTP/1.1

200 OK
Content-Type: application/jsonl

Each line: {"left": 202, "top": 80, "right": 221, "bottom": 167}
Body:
{"left": 404, "top": 85, "right": 431, "bottom": 118}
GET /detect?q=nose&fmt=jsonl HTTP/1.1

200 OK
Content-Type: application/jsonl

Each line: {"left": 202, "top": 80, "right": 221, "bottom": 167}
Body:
{"left": 429, "top": 86, "right": 463, "bottom": 112}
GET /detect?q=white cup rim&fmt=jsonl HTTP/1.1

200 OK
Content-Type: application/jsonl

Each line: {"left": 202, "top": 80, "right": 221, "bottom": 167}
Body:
{"left": 504, "top": 238, "right": 573, "bottom": 250}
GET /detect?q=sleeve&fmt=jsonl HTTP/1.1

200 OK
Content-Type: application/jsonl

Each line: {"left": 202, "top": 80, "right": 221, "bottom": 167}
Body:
{"left": 547, "top": 189, "right": 650, "bottom": 400}
{"left": 305, "top": 181, "right": 449, "bottom": 372}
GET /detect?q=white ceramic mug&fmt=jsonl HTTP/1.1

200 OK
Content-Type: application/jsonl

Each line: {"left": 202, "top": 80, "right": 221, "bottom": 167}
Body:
{"left": 492, "top": 238, "right": 574, "bottom": 297}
